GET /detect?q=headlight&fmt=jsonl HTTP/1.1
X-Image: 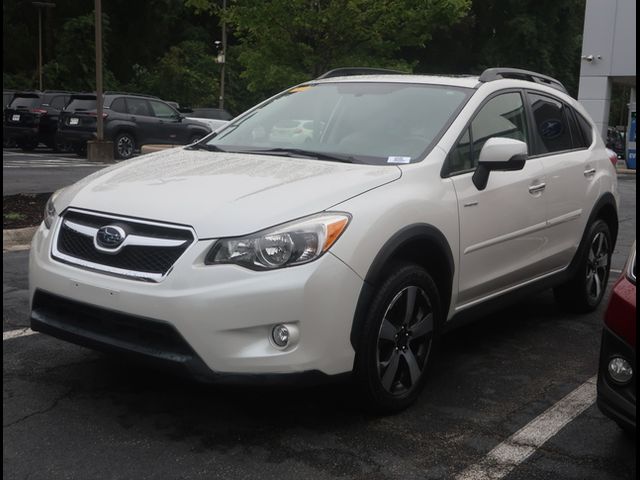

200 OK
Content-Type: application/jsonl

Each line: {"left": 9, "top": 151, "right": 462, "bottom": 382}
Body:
{"left": 205, "top": 212, "right": 351, "bottom": 270}
{"left": 43, "top": 191, "right": 60, "bottom": 229}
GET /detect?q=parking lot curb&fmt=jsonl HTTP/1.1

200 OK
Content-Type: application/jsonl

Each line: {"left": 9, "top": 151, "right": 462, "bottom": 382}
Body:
{"left": 3, "top": 226, "right": 37, "bottom": 252}
{"left": 617, "top": 168, "right": 636, "bottom": 175}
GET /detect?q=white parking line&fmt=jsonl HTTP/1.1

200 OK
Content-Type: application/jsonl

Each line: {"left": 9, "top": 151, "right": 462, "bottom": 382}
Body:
{"left": 455, "top": 376, "right": 597, "bottom": 480}
{"left": 3, "top": 327, "right": 38, "bottom": 341}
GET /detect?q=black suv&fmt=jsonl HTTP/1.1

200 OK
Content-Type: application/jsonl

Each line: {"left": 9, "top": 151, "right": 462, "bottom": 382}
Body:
{"left": 3, "top": 90, "right": 73, "bottom": 151}
{"left": 57, "top": 92, "right": 212, "bottom": 159}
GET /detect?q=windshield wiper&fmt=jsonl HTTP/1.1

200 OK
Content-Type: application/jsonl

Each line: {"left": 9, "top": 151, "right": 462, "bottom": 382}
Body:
{"left": 227, "top": 148, "right": 356, "bottom": 163}
{"left": 186, "top": 142, "right": 225, "bottom": 152}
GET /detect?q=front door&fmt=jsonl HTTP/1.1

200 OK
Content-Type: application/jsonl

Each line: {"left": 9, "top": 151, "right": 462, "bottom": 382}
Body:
{"left": 448, "top": 91, "right": 549, "bottom": 308}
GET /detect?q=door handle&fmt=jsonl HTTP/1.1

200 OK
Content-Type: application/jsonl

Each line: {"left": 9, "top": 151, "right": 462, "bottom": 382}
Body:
{"left": 528, "top": 183, "right": 546, "bottom": 194}
{"left": 584, "top": 168, "right": 596, "bottom": 177}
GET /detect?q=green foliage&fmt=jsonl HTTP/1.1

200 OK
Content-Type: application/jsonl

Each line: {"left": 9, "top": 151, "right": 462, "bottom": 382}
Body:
{"left": 223, "top": 0, "right": 471, "bottom": 100}
{"left": 126, "top": 40, "right": 220, "bottom": 108}
{"left": 41, "top": 13, "right": 119, "bottom": 91}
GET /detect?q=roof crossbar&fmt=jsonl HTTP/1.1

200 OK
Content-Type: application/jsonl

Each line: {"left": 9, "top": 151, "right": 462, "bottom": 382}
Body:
{"left": 478, "top": 68, "right": 568, "bottom": 94}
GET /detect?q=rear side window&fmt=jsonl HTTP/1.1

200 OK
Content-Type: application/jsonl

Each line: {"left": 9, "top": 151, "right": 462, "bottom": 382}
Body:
{"left": 66, "top": 98, "right": 97, "bottom": 111}
{"left": 127, "top": 98, "right": 152, "bottom": 117}
{"left": 527, "top": 93, "right": 573, "bottom": 154}
{"left": 110, "top": 97, "right": 127, "bottom": 113}
{"left": 574, "top": 111, "right": 593, "bottom": 147}
{"left": 9, "top": 96, "right": 41, "bottom": 109}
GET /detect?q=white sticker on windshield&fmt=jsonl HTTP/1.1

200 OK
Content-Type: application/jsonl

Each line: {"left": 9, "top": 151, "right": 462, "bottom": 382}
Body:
{"left": 387, "top": 156, "right": 412, "bottom": 164}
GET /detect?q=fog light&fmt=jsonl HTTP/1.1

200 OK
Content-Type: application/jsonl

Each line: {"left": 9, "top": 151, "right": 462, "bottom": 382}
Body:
{"left": 272, "top": 324, "right": 290, "bottom": 347}
{"left": 608, "top": 357, "right": 633, "bottom": 384}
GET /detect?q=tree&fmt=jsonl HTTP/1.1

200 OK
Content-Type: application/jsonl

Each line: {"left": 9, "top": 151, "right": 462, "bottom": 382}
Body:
{"left": 126, "top": 40, "right": 219, "bottom": 107}
{"left": 188, "top": 0, "right": 471, "bottom": 102}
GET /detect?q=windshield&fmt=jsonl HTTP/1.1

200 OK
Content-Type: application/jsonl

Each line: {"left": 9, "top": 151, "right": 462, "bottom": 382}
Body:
{"left": 206, "top": 82, "right": 471, "bottom": 164}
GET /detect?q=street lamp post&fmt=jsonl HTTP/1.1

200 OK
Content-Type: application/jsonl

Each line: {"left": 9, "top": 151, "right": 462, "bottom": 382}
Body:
{"left": 219, "top": 0, "right": 227, "bottom": 110}
{"left": 32, "top": 2, "right": 55, "bottom": 91}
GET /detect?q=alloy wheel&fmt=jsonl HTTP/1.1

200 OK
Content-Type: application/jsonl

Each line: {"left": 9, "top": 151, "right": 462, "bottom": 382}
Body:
{"left": 376, "top": 285, "right": 434, "bottom": 395}
{"left": 117, "top": 135, "right": 134, "bottom": 158}
{"left": 586, "top": 231, "right": 610, "bottom": 302}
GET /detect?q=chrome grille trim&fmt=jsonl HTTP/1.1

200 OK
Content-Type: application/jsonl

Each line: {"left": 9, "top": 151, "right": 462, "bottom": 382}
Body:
{"left": 51, "top": 208, "right": 197, "bottom": 283}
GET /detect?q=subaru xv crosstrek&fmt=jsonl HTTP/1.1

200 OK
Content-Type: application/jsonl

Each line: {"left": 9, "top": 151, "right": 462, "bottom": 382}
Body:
{"left": 29, "top": 68, "right": 619, "bottom": 412}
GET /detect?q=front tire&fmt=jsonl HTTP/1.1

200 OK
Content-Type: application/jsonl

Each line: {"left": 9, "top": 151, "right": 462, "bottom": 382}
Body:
{"left": 554, "top": 219, "right": 612, "bottom": 313}
{"left": 114, "top": 132, "right": 136, "bottom": 160}
{"left": 354, "top": 263, "right": 441, "bottom": 413}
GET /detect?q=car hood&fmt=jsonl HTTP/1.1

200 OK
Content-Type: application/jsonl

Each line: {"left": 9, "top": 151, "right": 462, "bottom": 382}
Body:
{"left": 57, "top": 148, "right": 401, "bottom": 238}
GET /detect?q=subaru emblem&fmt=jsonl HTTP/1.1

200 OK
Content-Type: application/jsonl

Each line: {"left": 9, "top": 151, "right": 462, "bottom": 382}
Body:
{"left": 95, "top": 225, "right": 127, "bottom": 251}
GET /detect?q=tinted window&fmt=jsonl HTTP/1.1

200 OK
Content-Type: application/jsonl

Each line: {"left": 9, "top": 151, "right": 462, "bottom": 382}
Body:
{"left": 528, "top": 93, "right": 573, "bottom": 154}
{"left": 149, "top": 100, "right": 177, "bottom": 118}
{"left": 66, "top": 98, "right": 97, "bottom": 111}
{"left": 110, "top": 97, "right": 127, "bottom": 113}
{"left": 9, "top": 95, "right": 41, "bottom": 109}
{"left": 575, "top": 111, "right": 593, "bottom": 147}
{"left": 127, "top": 98, "right": 152, "bottom": 117}
{"left": 564, "top": 108, "right": 590, "bottom": 149}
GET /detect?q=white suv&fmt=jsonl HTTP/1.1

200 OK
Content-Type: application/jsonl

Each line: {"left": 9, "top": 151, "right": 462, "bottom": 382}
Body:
{"left": 29, "top": 68, "right": 619, "bottom": 412}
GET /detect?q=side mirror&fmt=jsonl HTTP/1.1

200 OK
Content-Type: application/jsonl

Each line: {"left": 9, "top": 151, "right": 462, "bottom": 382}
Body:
{"left": 472, "top": 137, "right": 528, "bottom": 190}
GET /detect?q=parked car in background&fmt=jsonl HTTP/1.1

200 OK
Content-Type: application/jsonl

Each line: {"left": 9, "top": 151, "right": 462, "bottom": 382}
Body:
{"left": 29, "top": 67, "right": 619, "bottom": 412}
{"left": 597, "top": 241, "right": 636, "bottom": 433}
{"left": 3, "top": 90, "right": 73, "bottom": 151}
{"left": 182, "top": 107, "right": 232, "bottom": 132}
{"left": 606, "top": 127, "right": 625, "bottom": 159}
{"left": 57, "top": 92, "right": 212, "bottom": 159}
{"left": 3, "top": 89, "right": 17, "bottom": 147}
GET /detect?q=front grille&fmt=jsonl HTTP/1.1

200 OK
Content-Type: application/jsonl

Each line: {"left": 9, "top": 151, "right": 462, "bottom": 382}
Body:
{"left": 52, "top": 209, "right": 195, "bottom": 281}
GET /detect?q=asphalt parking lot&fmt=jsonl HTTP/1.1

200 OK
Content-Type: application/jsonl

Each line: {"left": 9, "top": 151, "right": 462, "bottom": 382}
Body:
{"left": 2, "top": 152, "right": 636, "bottom": 479}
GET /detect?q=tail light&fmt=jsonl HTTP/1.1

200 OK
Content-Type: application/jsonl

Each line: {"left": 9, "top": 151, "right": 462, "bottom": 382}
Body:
{"left": 606, "top": 148, "right": 618, "bottom": 167}
{"left": 88, "top": 112, "right": 109, "bottom": 119}
{"left": 31, "top": 108, "right": 48, "bottom": 115}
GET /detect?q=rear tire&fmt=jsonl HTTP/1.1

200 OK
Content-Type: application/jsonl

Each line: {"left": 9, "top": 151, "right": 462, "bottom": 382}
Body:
{"left": 114, "top": 132, "right": 136, "bottom": 160}
{"left": 554, "top": 219, "right": 612, "bottom": 313}
{"left": 353, "top": 262, "right": 441, "bottom": 414}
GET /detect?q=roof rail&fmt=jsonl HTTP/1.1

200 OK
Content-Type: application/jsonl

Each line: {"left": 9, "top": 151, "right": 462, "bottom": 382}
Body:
{"left": 103, "top": 90, "right": 160, "bottom": 99}
{"left": 478, "top": 68, "right": 568, "bottom": 94}
{"left": 316, "top": 67, "right": 407, "bottom": 80}
{"left": 42, "top": 89, "right": 75, "bottom": 94}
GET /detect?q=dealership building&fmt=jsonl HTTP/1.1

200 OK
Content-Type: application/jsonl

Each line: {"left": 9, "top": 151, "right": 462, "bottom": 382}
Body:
{"left": 578, "top": 0, "right": 636, "bottom": 168}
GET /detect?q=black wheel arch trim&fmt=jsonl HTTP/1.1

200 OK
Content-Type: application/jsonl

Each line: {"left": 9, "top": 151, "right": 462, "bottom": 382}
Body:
{"left": 566, "top": 192, "right": 618, "bottom": 277}
{"left": 349, "top": 223, "right": 454, "bottom": 349}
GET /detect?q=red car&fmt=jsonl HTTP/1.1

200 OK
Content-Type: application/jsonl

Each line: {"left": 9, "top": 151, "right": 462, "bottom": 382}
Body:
{"left": 597, "top": 241, "right": 636, "bottom": 432}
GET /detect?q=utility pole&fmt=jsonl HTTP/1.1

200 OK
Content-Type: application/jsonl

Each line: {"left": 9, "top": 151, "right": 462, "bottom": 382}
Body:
{"left": 219, "top": 0, "right": 227, "bottom": 110}
{"left": 87, "top": 0, "right": 114, "bottom": 161}
{"left": 32, "top": 2, "right": 55, "bottom": 91}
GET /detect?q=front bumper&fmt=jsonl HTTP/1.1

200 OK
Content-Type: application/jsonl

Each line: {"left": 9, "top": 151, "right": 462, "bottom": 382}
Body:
{"left": 29, "top": 221, "right": 364, "bottom": 379}
{"left": 596, "top": 326, "right": 636, "bottom": 431}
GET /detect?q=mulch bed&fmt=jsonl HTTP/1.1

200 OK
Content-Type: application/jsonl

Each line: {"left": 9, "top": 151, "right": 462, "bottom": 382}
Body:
{"left": 3, "top": 193, "right": 52, "bottom": 229}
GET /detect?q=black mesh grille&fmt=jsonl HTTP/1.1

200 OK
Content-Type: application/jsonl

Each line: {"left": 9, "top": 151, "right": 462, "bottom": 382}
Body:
{"left": 54, "top": 210, "right": 194, "bottom": 277}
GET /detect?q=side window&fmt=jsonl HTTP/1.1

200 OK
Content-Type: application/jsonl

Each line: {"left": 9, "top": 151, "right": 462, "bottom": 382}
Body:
{"left": 127, "top": 98, "right": 152, "bottom": 117}
{"left": 527, "top": 93, "right": 573, "bottom": 154}
{"left": 149, "top": 100, "right": 177, "bottom": 119}
{"left": 448, "top": 92, "right": 528, "bottom": 174}
{"left": 574, "top": 111, "right": 593, "bottom": 147}
{"left": 450, "top": 128, "right": 472, "bottom": 172}
{"left": 110, "top": 97, "right": 127, "bottom": 113}
{"left": 564, "top": 108, "right": 589, "bottom": 149}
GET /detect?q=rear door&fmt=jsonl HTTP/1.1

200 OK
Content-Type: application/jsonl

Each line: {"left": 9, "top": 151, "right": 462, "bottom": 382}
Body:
{"left": 524, "top": 91, "right": 595, "bottom": 269}
{"left": 61, "top": 95, "right": 99, "bottom": 134}
{"left": 448, "top": 91, "right": 549, "bottom": 308}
